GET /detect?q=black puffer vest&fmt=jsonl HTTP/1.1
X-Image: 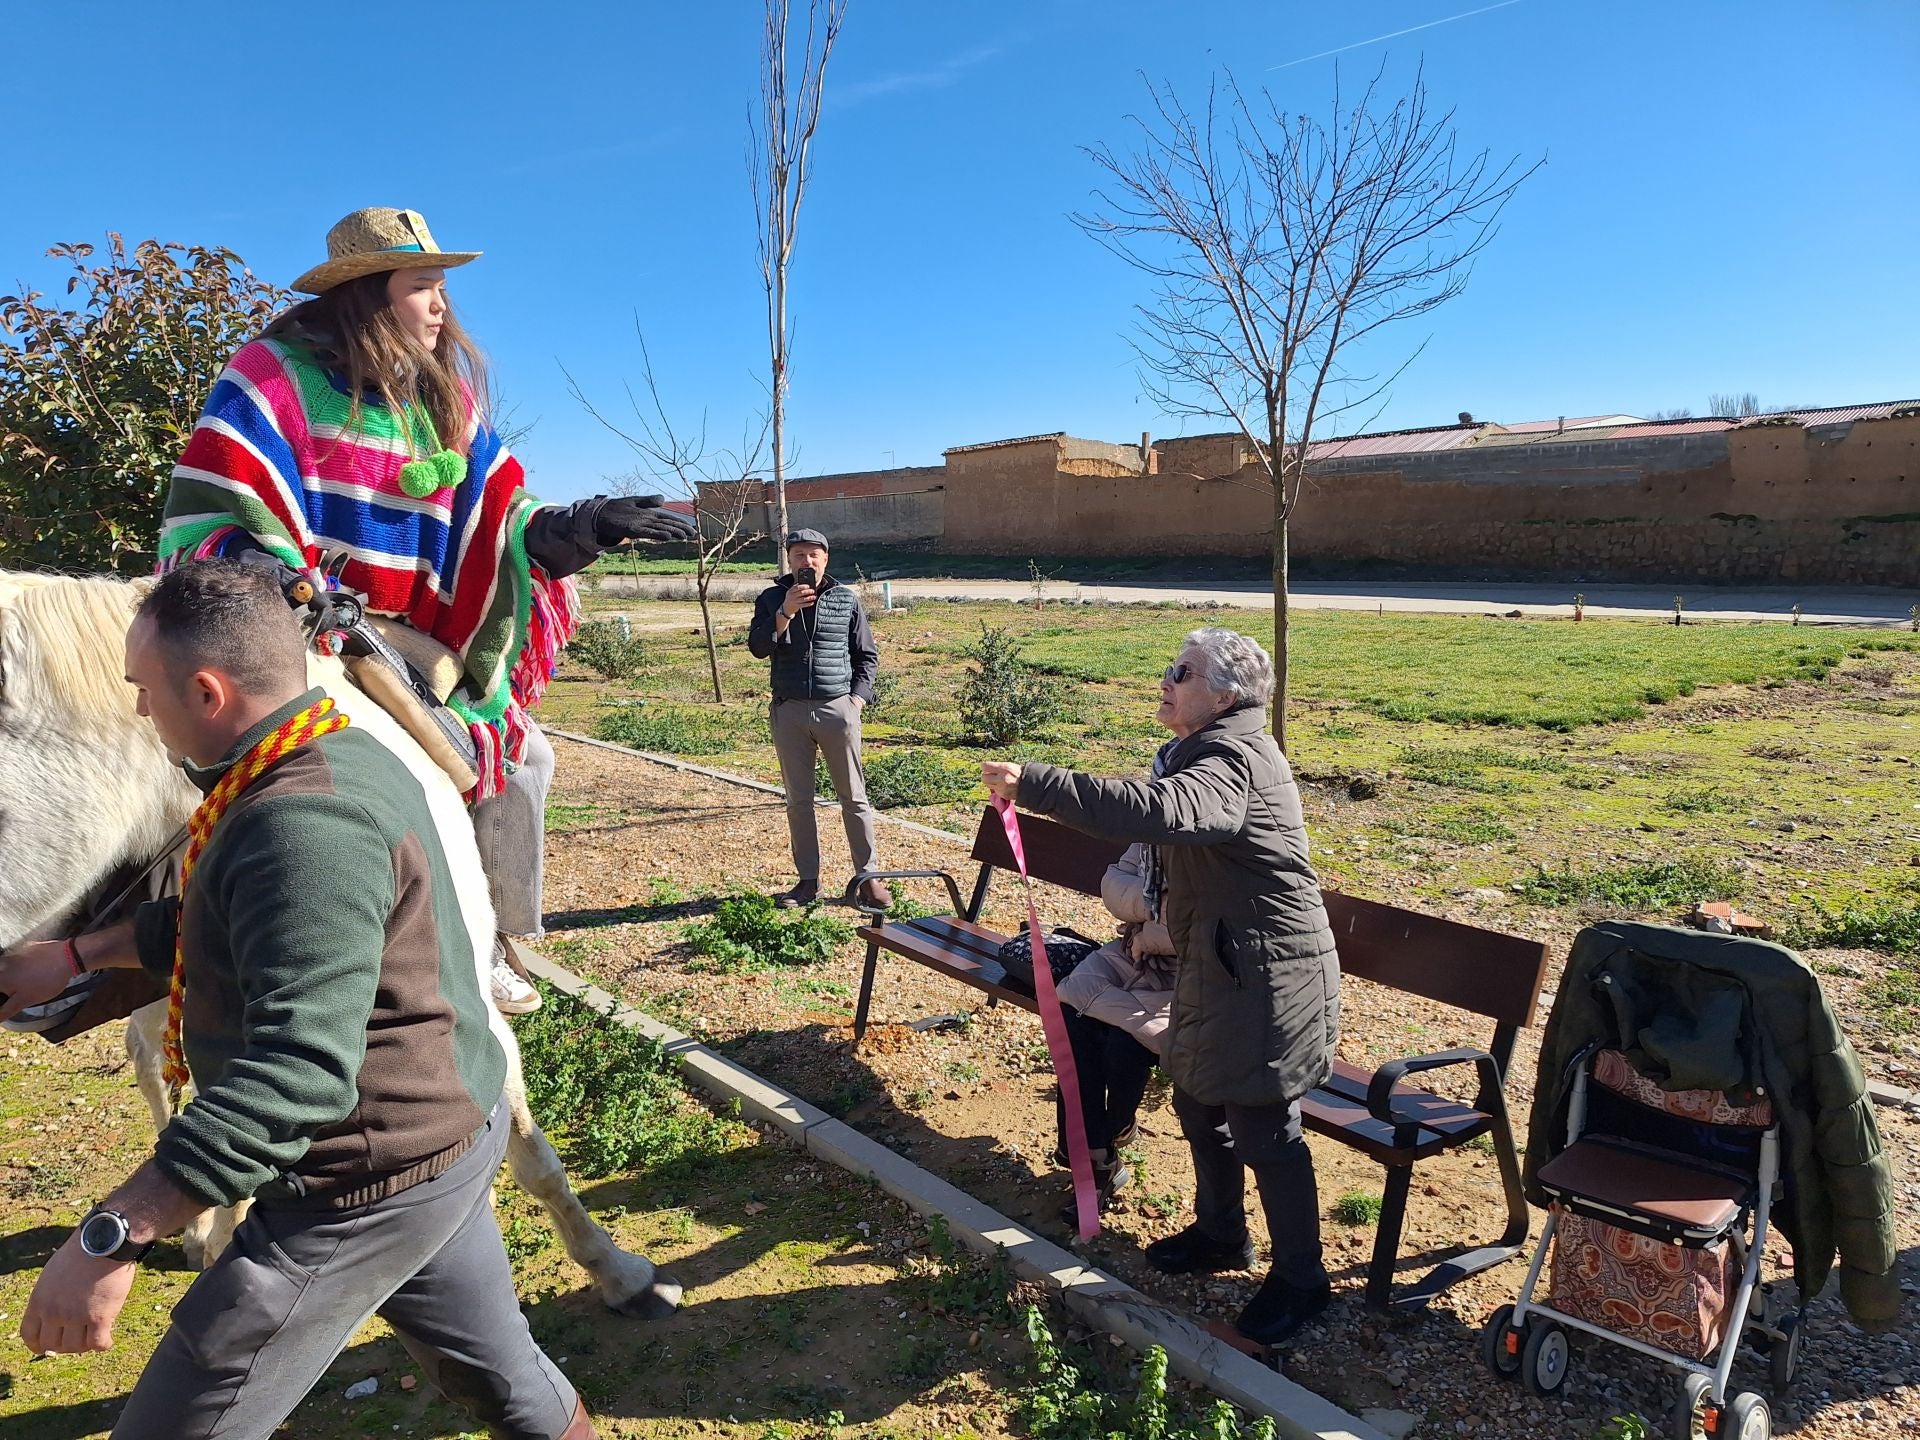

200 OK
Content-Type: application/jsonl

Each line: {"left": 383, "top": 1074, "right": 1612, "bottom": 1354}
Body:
{"left": 770, "top": 578, "right": 858, "bottom": 701}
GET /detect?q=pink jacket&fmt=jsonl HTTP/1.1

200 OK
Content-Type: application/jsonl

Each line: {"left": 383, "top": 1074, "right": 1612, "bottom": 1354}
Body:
{"left": 1056, "top": 844, "right": 1176, "bottom": 1054}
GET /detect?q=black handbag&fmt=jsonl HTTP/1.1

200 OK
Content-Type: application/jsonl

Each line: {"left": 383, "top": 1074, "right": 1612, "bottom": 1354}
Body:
{"left": 995, "top": 927, "right": 1101, "bottom": 995}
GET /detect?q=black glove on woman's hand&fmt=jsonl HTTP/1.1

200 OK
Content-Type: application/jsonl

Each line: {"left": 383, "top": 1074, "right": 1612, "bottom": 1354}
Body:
{"left": 593, "top": 494, "right": 697, "bottom": 546}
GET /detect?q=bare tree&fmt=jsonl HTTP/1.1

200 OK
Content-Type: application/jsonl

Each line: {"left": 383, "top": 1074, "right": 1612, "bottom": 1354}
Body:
{"left": 1076, "top": 66, "right": 1537, "bottom": 748}
{"left": 1648, "top": 407, "right": 1695, "bottom": 421}
{"left": 750, "top": 0, "right": 848, "bottom": 546}
{"left": 1707, "top": 391, "right": 1762, "bottom": 418}
{"left": 565, "top": 337, "right": 768, "bottom": 702}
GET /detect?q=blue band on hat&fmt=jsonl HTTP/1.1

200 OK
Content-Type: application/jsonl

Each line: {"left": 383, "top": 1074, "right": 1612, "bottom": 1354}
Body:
{"left": 389, "top": 243, "right": 425, "bottom": 252}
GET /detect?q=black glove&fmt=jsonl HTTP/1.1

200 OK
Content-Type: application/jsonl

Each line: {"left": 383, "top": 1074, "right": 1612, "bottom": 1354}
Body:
{"left": 593, "top": 494, "right": 697, "bottom": 546}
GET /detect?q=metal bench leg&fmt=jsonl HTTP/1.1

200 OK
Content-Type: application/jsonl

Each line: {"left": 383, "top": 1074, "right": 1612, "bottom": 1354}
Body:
{"left": 1364, "top": 1165, "right": 1414, "bottom": 1310}
{"left": 1390, "top": 1102, "right": 1534, "bottom": 1311}
{"left": 852, "top": 939, "right": 880, "bottom": 1049}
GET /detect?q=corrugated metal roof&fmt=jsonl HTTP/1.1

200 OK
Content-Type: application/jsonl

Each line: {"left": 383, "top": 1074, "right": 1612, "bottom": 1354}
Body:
{"left": 1605, "top": 420, "right": 1737, "bottom": 439}
{"left": 944, "top": 432, "right": 1066, "bottom": 455}
{"left": 1308, "top": 426, "right": 1480, "bottom": 459}
{"left": 1495, "top": 414, "right": 1642, "bottom": 434}
{"left": 1733, "top": 400, "right": 1920, "bottom": 428}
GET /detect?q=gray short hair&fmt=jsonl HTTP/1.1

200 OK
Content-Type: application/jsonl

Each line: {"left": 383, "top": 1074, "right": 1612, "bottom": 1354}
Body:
{"left": 1183, "top": 627, "right": 1275, "bottom": 708}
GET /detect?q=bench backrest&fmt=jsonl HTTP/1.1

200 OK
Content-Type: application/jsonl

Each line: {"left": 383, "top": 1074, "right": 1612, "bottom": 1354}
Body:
{"left": 1323, "top": 889, "right": 1549, "bottom": 1030}
{"left": 963, "top": 809, "right": 1550, "bottom": 1034}
{"left": 968, "top": 808, "right": 1125, "bottom": 898}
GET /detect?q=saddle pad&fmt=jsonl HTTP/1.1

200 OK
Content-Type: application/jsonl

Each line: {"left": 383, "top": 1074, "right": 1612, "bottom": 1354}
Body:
{"left": 368, "top": 616, "right": 464, "bottom": 703}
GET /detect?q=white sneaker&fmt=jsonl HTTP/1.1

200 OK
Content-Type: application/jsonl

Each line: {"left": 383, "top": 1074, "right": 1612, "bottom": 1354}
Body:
{"left": 490, "top": 957, "right": 541, "bottom": 1015}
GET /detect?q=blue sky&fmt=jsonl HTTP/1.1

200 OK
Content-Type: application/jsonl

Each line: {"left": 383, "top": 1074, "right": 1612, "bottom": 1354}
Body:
{"left": 8, "top": 1, "right": 1917, "bottom": 503}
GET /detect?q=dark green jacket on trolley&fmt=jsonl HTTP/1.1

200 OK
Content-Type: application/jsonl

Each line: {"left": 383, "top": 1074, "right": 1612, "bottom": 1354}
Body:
{"left": 1015, "top": 703, "right": 1340, "bottom": 1109}
{"left": 1523, "top": 920, "right": 1900, "bottom": 1329}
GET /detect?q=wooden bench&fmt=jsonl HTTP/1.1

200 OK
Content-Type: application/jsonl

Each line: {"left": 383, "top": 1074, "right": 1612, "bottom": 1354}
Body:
{"left": 851, "top": 808, "right": 1551, "bottom": 1311}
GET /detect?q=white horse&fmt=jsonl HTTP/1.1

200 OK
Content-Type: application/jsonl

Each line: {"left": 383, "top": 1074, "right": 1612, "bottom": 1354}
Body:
{"left": 0, "top": 570, "right": 679, "bottom": 1318}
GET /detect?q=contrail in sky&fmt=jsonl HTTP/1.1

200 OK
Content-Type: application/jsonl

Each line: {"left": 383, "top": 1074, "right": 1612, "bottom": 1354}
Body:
{"left": 1267, "top": 0, "right": 1528, "bottom": 70}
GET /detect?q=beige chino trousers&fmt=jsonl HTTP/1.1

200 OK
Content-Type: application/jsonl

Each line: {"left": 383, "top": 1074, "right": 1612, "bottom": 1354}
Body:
{"left": 769, "top": 694, "right": 879, "bottom": 886}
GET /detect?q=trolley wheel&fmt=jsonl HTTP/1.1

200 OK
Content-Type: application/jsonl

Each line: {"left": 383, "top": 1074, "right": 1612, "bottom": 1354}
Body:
{"left": 1479, "top": 1305, "right": 1523, "bottom": 1380}
{"left": 1520, "top": 1318, "right": 1570, "bottom": 1397}
{"left": 1672, "top": 1373, "right": 1713, "bottom": 1439}
{"left": 1768, "top": 1314, "right": 1802, "bottom": 1391}
{"left": 1723, "top": 1393, "right": 1771, "bottom": 1440}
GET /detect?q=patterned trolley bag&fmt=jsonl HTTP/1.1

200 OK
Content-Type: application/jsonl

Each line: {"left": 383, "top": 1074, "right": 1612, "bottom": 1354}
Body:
{"left": 1545, "top": 1050, "right": 1775, "bottom": 1361}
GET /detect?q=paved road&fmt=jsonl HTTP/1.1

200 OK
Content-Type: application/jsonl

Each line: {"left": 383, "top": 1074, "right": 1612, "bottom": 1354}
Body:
{"left": 599, "top": 574, "right": 1919, "bottom": 627}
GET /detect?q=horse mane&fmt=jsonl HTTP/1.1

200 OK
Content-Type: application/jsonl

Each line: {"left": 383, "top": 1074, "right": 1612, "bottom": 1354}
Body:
{"left": 0, "top": 571, "right": 151, "bottom": 735}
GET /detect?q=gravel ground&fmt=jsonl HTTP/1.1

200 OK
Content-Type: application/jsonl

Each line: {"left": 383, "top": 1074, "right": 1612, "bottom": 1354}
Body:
{"left": 540, "top": 734, "right": 1919, "bottom": 1439}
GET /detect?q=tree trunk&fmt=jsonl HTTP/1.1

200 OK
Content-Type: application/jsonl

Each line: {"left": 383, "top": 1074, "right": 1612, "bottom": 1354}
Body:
{"left": 1272, "top": 502, "right": 1290, "bottom": 753}
{"left": 697, "top": 576, "right": 725, "bottom": 702}
{"left": 770, "top": 264, "right": 791, "bottom": 545}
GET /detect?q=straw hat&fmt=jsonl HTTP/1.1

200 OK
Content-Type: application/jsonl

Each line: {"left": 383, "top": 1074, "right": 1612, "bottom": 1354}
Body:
{"left": 291, "top": 207, "right": 481, "bottom": 295}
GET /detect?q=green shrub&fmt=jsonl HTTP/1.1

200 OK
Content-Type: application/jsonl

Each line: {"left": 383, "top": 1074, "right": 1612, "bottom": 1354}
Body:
{"left": 1516, "top": 858, "right": 1744, "bottom": 911}
{"left": 595, "top": 703, "right": 736, "bottom": 755}
{"left": 863, "top": 748, "right": 976, "bottom": 809}
{"left": 1, "top": 236, "right": 290, "bottom": 572}
{"left": 1331, "top": 1190, "right": 1384, "bottom": 1226}
{"left": 1017, "top": 1305, "right": 1275, "bottom": 1440}
{"left": 680, "top": 890, "right": 855, "bottom": 971}
{"left": 958, "top": 623, "right": 1071, "bottom": 745}
{"left": 1781, "top": 896, "right": 1920, "bottom": 959}
{"left": 566, "top": 618, "right": 648, "bottom": 681}
{"left": 514, "top": 982, "right": 736, "bottom": 1179}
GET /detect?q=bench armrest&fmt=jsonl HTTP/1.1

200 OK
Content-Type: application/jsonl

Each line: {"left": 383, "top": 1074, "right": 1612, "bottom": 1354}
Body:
{"left": 846, "top": 868, "right": 967, "bottom": 918}
{"left": 1365, "top": 1046, "right": 1503, "bottom": 1129}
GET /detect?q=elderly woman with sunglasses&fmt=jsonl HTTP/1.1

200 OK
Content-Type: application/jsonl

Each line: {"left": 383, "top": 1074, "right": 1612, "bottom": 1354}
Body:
{"left": 981, "top": 627, "right": 1340, "bottom": 1347}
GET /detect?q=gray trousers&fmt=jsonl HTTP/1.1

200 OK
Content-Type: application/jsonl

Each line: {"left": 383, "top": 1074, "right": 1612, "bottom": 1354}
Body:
{"left": 1172, "top": 1088, "right": 1329, "bottom": 1292}
{"left": 473, "top": 722, "right": 555, "bottom": 938}
{"left": 769, "top": 695, "right": 879, "bottom": 884}
{"left": 113, "top": 1103, "right": 577, "bottom": 1440}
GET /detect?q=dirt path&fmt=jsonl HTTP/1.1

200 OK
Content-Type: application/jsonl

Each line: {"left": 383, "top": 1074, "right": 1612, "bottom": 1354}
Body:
{"left": 540, "top": 734, "right": 1920, "bottom": 1439}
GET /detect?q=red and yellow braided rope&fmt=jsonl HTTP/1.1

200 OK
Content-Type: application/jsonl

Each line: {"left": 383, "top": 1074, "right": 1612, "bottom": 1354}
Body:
{"left": 163, "top": 696, "right": 350, "bottom": 1104}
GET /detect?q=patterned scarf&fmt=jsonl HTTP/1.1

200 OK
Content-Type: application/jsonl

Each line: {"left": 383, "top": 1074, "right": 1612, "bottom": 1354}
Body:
{"left": 1139, "top": 740, "right": 1175, "bottom": 922}
{"left": 163, "top": 696, "right": 350, "bottom": 1105}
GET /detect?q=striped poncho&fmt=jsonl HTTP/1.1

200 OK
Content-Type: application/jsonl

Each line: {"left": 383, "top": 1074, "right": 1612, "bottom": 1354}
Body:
{"left": 159, "top": 337, "right": 579, "bottom": 799}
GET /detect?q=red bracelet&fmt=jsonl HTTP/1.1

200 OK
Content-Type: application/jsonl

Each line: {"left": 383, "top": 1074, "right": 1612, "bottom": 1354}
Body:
{"left": 65, "top": 937, "right": 85, "bottom": 978}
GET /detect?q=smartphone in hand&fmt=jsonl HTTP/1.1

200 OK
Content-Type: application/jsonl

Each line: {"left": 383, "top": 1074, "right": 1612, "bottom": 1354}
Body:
{"left": 794, "top": 566, "right": 819, "bottom": 589}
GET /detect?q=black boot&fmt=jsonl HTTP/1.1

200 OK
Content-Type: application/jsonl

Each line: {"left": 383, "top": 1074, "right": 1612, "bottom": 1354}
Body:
{"left": 1056, "top": 1153, "right": 1132, "bottom": 1226}
{"left": 1143, "top": 1223, "right": 1257, "bottom": 1274}
{"left": 1234, "top": 1271, "right": 1332, "bottom": 1347}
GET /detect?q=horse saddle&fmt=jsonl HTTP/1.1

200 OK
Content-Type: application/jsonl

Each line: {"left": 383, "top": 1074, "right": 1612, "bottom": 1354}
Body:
{"left": 338, "top": 619, "right": 479, "bottom": 796}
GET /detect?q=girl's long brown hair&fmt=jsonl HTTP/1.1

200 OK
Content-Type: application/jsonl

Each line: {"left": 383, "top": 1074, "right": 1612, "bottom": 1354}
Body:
{"left": 261, "top": 271, "right": 490, "bottom": 455}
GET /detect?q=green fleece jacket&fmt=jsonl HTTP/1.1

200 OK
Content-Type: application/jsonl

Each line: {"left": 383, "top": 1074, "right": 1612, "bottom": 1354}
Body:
{"left": 134, "top": 689, "right": 505, "bottom": 1209}
{"left": 1524, "top": 921, "right": 1901, "bottom": 1329}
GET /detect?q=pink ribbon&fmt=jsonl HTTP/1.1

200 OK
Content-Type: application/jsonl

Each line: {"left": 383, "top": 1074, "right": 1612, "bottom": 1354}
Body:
{"left": 993, "top": 795, "right": 1100, "bottom": 1240}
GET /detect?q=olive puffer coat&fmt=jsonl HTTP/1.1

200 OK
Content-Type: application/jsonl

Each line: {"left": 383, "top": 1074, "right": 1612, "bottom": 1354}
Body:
{"left": 1017, "top": 704, "right": 1340, "bottom": 1108}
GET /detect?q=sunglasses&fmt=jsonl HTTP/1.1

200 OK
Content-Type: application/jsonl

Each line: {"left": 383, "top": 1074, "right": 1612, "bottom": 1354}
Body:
{"left": 1162, "top": 662, "right": 1197, "bottom": 685}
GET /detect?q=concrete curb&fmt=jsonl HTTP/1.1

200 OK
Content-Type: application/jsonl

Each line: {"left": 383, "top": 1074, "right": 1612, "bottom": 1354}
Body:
{"left": 547, "top": 728, "right": 974, "bottom": 849}
{"left": 517, "top": 950, "right": 1387, "bottom": 1440}
{"left": 1867, "top": 1080, "right": 1920, "bottom": 1112}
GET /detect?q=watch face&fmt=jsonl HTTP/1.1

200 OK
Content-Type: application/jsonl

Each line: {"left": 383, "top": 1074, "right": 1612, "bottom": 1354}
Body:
{"left": 80, "top": 1210, "right": 128, "bottom": 1257}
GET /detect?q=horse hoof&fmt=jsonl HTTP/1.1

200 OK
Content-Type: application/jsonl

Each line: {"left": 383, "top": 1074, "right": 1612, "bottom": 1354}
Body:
{"left": 610, "top": 1275, "right": 683, "bottom": 1320}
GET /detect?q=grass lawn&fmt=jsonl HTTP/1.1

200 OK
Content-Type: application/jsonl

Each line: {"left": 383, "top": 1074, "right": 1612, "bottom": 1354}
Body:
{"left": 548, "top": 592, "right": 1920, "bottom": 1007}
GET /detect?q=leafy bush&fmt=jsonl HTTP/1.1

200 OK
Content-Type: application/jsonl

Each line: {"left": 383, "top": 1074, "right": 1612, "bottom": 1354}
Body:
{"left": 1331, "top": 1190, "right": 1384, "bottom": 1225}
{"left": 1781, "top": 896, "right": 1920, "bottom": 959}
{"left": 1, "top": 235, "right": 289, "bottom": 572}
{"left": 1516, "top": 858, "right": 1744, "bottom": 911}
{"left": 681, "top": 890, "right": 855, "bottom": 971}
{"left": 863, "top": 748, "right": 976, "bottom": 809}
{"left": 514, "top": 982, "right": 736, "bottom": 1179}
{"left": 1017, "top": 1305, "right": 1275, "bottom": 1440}
{"left": 566, "top": 619, "right": 648, "bottom": 681}
{"left": 958, "top": 623, "right": 1072, "bottom": 745}
{"left": 595, "top": 703, "right": 737, "bottom": 754}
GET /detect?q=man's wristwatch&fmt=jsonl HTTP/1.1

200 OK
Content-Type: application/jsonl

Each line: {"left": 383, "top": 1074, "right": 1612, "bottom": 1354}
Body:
{"left": 77, "top": 1207, "right": 154, "bottom": 1263}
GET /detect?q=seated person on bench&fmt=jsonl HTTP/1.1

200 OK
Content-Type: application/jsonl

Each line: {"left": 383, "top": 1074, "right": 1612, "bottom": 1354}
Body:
{"left": 983, "top": 627, "right": 1340, "bottom": 1348}
{"left": 1052, "top": 838, "right": 1175, "bottom": 1210}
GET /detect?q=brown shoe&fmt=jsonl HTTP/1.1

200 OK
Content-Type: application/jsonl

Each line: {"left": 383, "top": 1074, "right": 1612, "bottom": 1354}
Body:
{"left": 558, "top": 1396, "right": 599, "bottom": 1439}
{"left": 854, "top": 878, "right": 893, "bottom": 912}
{"left": 776, "top": 880, "right": 819, "bottom": 909}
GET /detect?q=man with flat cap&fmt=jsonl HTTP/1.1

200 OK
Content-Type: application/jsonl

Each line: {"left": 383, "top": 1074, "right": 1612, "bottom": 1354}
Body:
{"left": 748, "top": 529, "right": 889, "bottom": 910}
